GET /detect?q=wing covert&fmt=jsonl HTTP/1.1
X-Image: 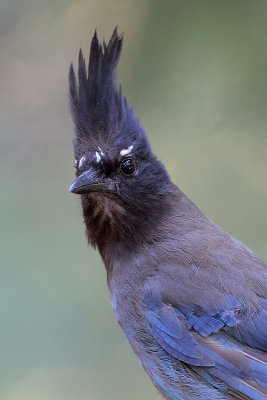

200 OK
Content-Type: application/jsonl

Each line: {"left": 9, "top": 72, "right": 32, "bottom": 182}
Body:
{"left": 142, "top": 282, "right": 267, "bottom": 400}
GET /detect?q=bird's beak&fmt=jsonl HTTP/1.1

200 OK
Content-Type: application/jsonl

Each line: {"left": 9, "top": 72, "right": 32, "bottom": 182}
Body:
{"left": 69, "top": 169, "right": 117, "bottom": 195}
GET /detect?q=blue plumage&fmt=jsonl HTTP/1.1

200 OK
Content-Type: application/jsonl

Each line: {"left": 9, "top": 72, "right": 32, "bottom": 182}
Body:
{"left": 143, "top": 282, "right": 267, "bottom": 399}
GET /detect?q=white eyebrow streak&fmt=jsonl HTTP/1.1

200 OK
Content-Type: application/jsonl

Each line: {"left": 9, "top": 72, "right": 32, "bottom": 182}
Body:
{"left": 95, "top": 151, "right": 101, "bottom": 163}
{"left": 120, "top": 145, "right": 133, "bottom": 157}
{"left": 78, "top": 156, "right": 86, "bottom": 168}
{"left": 98, "top": 147, "right": 105, "bottom": 157}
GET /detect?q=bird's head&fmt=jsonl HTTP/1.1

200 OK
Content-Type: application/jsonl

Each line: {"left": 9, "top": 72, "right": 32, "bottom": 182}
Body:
{"left": 68, "top": 29, "right": 170, "bottom": 250}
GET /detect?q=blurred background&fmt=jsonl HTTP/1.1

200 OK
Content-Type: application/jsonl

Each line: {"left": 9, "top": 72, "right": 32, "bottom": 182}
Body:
{"left": 0, "top": 0, "right": 266, "bottom": 399}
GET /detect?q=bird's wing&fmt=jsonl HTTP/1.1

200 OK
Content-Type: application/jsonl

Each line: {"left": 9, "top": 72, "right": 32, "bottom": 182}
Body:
{"left": 143, "top": 283, "right": 267, "bottom": 400}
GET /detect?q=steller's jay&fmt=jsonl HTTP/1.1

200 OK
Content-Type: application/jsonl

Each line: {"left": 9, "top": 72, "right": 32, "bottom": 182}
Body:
{"left": 68, "top": 29, "right": 267, "bottom": 399}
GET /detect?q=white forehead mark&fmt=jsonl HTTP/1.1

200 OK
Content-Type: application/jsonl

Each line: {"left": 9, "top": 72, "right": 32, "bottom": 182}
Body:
{"left": 98, "top": 147, "right": 105, "bottom": 157}
{"left": 78, "top": 156, "right": 86, "bottom": 168}
{"left": 120, "top": 145, "right": 134, "bottom": 157}
{"left": 95, "top": 151, "right": 101, "bottom": 163}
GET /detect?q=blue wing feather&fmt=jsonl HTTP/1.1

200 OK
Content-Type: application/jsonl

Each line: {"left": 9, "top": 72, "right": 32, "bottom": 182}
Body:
{"left": 229, "top": 299, "right": 267, "bottom": 351}
{"left": 148, "top": 306, "right": 215, "bottom": 365}
{"left": 143, "top": 284, "right": 267, "bottom": 399}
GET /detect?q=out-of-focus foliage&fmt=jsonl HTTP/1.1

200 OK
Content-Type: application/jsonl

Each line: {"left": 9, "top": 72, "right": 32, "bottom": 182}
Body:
{"left": 0, "top": 1, "right": 266, "bottom": 399}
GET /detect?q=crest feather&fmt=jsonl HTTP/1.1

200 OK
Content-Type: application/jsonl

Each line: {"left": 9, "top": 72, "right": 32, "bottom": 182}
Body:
{"left": 69, "top": 28, "right": 125, "bottom": 146}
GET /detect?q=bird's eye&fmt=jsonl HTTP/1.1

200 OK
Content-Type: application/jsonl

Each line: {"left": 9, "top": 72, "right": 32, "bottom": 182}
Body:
{"left": 120, "top": 158, "right": 136, "bottom": 176}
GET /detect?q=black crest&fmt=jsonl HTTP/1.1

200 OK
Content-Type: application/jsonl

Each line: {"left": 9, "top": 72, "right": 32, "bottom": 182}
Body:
{"left": 69, "top": 28, "right": 125, "bottom": 152}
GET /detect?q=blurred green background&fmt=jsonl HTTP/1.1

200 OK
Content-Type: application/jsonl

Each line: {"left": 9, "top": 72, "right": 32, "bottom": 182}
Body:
{"left": 0, "top": 1, "right": 266, "bottom": 399}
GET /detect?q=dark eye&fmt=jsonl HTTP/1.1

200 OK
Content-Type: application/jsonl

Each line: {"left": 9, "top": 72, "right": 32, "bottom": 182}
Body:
{"left": 120, "top": 158, "right": 136, "bottom": 176}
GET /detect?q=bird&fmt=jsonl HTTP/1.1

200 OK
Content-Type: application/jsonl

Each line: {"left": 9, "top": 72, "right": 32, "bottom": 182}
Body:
{"left": 68, "top": 28, "right": 267, "bottom": 400}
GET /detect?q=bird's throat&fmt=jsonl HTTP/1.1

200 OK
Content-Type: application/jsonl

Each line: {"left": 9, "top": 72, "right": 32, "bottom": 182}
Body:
{"left": 81, "top": 192, "right": 126, "bottom": 252}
